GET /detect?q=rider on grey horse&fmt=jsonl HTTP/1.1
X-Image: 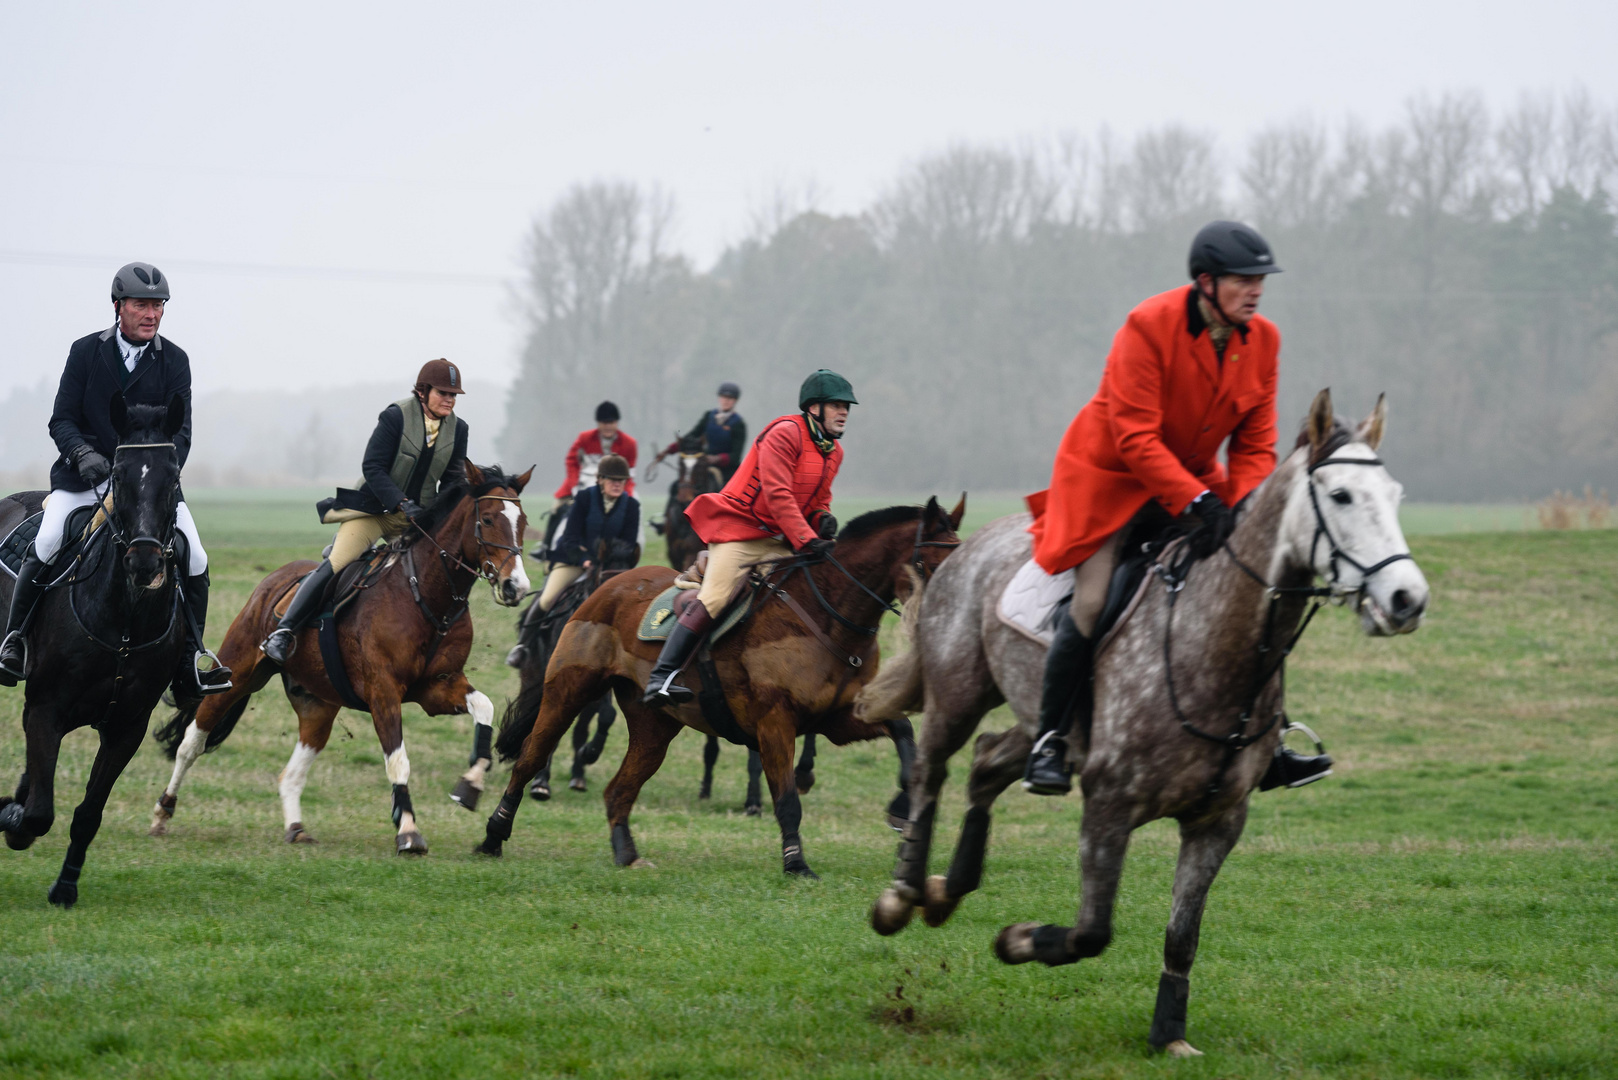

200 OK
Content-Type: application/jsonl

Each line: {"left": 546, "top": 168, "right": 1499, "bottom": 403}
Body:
{"left": 1022, "top": 222, "right": 1332, "bottom": 796}
{"left": 0, "top": 262, "right": 230, "bottom": 698}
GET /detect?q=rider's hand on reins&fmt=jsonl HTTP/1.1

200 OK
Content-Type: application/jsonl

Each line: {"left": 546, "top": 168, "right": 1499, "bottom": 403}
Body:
{"left": 1183, "top": 491, "right": 1235, "bottom": 558}
{"left": 399, "top": 499, "right": 425, "bottom": 523}
{"left": 72, "top": 445, "right": 111, "bottom": 487}
{"left": 803, "top": 537, "right": 835, "bottom": 558}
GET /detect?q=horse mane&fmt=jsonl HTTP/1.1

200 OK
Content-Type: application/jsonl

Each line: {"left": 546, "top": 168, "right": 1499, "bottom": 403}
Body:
{"left": 120, "top": 403, "right": 171, "bottom": 444}
{"left": 837, "top": 504, "right": 927, "bottom": 542}
{"left": 411, "top": 463, "right": 521, "bottom": 539}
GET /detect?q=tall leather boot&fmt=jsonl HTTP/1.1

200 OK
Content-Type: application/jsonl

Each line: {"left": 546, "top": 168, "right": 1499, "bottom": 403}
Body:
{"left": 178, "top": 569, "right": 233, "bottom": 697}
{"left": 260, "top": 560, "right": 335, "bottom": 665}
{"left": 0, "top": 545, "right": 49, "bottom": 686}
{"left": 641, "top": 601, "right": 715, "bottom": 704}
{"left": 1023, "top": 607, "right": 1095, "bottom": 796}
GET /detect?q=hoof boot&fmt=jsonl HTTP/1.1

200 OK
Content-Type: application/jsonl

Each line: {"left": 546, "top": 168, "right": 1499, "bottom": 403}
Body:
{"left": 449, "top": 777, "right": 482, "bottom": 811}
{"left": 395, "top": 830, "right": 429, "bottom": 856}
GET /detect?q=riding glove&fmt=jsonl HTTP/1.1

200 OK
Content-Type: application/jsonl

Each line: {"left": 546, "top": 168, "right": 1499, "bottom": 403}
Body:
{"left": 72, "top": 445, "right": 111, "bottom": 487}
{"left": 1185, "top": 490, "right": 1235, "bottom": 557}
{"left": 399, "top": 499, "right": 425, "bottom": 522}
{"left": 802, "top": 537, "right": 836, "bottom": 558}
{"left": 814, "top": 512, "right": 838, "bottom": 540}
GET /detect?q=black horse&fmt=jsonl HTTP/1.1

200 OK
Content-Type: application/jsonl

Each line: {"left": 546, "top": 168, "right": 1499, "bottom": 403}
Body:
{"left": 0, "top": 395, "right": 191, "bottom": 907}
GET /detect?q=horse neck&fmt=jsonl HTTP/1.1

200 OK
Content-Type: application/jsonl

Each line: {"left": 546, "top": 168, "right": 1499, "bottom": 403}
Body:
{"left": 416, "top": 496, "right": 479, "bottom": 601}
{"left": 798, "top": 526, "right": 905, "bottom": 629}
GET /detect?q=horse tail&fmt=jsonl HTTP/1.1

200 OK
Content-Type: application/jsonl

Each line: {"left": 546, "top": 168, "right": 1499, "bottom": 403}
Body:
{"left": 496, "top": 661, "right": 547, "bottom": 762}
{"left": 154, "top": 694, "right": 251, "bottom": 760}
{"left": 854, "top": 564, "right": 927, "bottom": 722}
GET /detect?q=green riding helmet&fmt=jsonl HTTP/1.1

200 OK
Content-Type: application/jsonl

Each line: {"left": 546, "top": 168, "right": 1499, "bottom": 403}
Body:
{"left": 799, "top": 369, "right": 858, "bottom": 410}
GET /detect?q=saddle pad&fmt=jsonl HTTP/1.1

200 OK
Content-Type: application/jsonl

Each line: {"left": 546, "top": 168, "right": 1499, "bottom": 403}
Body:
{"left": 0, "top": 506, "right": 101, "bottom": 580}
{"left": 997, "top": 558, "right": 1073, "bottom": 646}
{"left": 0, "top": 512, "right": 43, "bottom": 578}
{"left": 636, "top": 583, "right": 752, "bottom": 643}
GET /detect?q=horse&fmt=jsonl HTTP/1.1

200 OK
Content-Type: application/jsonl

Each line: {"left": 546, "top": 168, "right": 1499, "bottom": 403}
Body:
{"left": 486, "top": 537, "right": 642, "bottom": 804}
{"left": 477, "top": 496, "right": 966, "bottom": 878}
{"left": 0, "top": 395, "right": 192, "bottom": 907}
{"left": 865, "top": 392, "right": 1430, "bottom": 1056}
{"left": 649, "top": 431, "right": 720, "bottom": 577}
{"left": 149, "top": 463, "right": 532, "bottom": 854}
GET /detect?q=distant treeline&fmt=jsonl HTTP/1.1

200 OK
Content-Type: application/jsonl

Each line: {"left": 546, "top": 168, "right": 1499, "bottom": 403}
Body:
{"left": 498, "top": 91, "right": 1618, "bottom": 501}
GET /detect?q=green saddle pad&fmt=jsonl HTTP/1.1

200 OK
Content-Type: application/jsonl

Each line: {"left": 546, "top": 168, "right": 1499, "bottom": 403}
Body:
{"left": 636, "top": 583, "right": 753, "bottom": 643}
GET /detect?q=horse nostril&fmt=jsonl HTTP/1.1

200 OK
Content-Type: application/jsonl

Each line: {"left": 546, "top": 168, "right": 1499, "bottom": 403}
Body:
{"left": 1390, "top": 589, "right": 1420, "bottom": 620}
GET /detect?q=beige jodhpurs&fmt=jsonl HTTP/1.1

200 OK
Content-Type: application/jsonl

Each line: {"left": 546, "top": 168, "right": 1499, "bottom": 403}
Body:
{"left": 696, "top": 537, "right": 793, "bottom": 618}
{"left": 537, "top": 563, "right": 584, "bottom": 611}
{"left": 1068, "top": 529, "right": 1127, "bottom": 639}
{"left": 324, "top": 510, "right": 408, "bottom": 571}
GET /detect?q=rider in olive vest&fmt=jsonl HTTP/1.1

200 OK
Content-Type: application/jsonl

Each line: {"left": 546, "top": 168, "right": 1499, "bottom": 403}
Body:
{"left": 259, "top": 359, "right": 470, "bottom": 664}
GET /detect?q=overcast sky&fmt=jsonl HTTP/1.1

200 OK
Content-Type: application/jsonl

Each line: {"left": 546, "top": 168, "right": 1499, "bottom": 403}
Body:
{"left": 4, "top": 1, "right": 1616, "bottom": 399}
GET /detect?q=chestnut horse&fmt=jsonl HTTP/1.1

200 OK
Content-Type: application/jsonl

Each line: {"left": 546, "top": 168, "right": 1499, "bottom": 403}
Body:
{"left": 477, "top": 496, "right": 965, "bottom": 878}
{"left": 150, "top": 464, "right": 532, "bottom": 853}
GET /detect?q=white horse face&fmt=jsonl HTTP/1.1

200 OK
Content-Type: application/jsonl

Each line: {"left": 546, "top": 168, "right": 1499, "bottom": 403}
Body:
{"left": 1286, "top": 392, "right": 1431, "bottom": 637}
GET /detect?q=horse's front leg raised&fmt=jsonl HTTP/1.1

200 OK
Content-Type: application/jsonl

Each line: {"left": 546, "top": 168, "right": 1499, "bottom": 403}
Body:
{"left": 370, "top": 697, "right": 426, "bottom": 855}
{"left": 1149, "top": 803, "right": 1248, "bottom": 1058}
{"left": 449, "top": 687, "right": 497, "bottom": 811}
{"left": 995, "top": 790, "right": 1130, "bottom": 966}
{"left": 1, "top": 709, "right": 64, "bottom": 851}
{"left": 48, "top": 716, "right": 147, "bottom": 908}
{"left": 922, "top": 723, "right": 1031, "bottom": 928}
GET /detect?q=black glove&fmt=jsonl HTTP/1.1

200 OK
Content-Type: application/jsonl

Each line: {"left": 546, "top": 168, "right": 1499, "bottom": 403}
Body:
{"left": 1184, "top": 490, "right": 1235, "bottom": 557}
{"left": 802, "top": 537, "right": 836, "bottom": 558}
{"left": 815, "top": 513, "right": 838, "bottom": 540}
{"left": 72, "top": 445, "right": 111, "bottom": 487}
{"left": 399, "top": 499, "right": 425, "bottom": 522}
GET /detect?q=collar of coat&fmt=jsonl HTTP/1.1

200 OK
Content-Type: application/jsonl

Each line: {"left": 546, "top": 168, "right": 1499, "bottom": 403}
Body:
{"left": 1183, "top": 284, "right": 1251, "bottom": 344}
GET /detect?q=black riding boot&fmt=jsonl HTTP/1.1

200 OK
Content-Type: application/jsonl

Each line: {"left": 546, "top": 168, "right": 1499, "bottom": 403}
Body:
{"left": 641, "top": 602, "right": 715, "bottom": 704}
{"left": 1023, "top": 608, "right": 1094, "bottom": 796}
{"left": 178, "top": 569, "right": 233, "bottom": 697}
{"left": 0, "top": 545, "right": 50, "bottom": 686}
{"left": 1259, "top": 745, "right": 1335, "bottom": 791}
{"left": 260, "top": 560, "right": 335, "bottom": 665}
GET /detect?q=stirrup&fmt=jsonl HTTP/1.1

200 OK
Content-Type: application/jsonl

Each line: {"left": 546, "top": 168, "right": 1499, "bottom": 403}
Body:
{"left": 191, "top": 648, "right": 233, "bottom": 695}
{"left": 261, "top": 628, "right": 296, "bottom": 664}
{"left": 644, "top": 668, "right": 694, "bottom": 704}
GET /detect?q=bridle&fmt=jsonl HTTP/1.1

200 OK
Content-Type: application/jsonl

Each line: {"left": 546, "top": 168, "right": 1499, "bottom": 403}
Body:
{"left": 1304, "top": 455, "right": 1414, "bottom": 592}
{"left": 910, "top": 514, "right": 961, "bottom": 582}
{"left": 410, "top": 491, "right": 525, "bottom": 595}
{"left": 104, "top": 442, "right": 180, "bottom": 564}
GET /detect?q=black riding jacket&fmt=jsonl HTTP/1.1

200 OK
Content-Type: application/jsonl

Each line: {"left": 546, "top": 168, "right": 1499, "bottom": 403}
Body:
{"left": 48, "top": 327, "right": 192, "bottom": 492}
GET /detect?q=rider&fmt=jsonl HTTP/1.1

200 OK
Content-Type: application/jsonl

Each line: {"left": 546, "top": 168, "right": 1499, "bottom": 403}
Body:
{"left": 658, "top": 381, "right": 748, "bottom": 484}
{"left": 1022, "top": 221, "right": 1332, "bottom": 796}
{"left": 505, "top": 453, "right": 639, "bottom": 667}
{"left": 642, "top": 369, "right": 851, "bottom": 704}
{"left": 544, "top": 401, "right": 638, "bottom": 558}
{"left": 259, "top": 359, "right": 469, "bottom": 664}
{"left": 0, "top": 262, "right": 230, "bottom": 697}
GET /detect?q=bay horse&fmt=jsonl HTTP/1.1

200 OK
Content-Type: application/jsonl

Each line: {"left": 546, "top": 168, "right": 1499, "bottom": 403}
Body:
{"left": 865, "top": 392, "right": 1430, "bottom": 1055}
{"left": 650, "top": 431, "right": 721, "bottom": 575}
{"left": 477, "top": 496, "right": 965, "bottom": 878}
{"left": 0, "top": 395, "right": 191, "bottom": 907}
{"left": 149, "top": 464, "right": 532, "bottom": 854}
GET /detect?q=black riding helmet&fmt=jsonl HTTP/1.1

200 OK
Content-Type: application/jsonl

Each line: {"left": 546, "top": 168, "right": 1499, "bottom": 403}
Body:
{"left": 1187, "top": 221, "right": 1282, "bottom": 279}
{"left": 595, "top": 400, "right": 620, "bottom": 423}
{"left": 717, "top": 381, "right": 741, "bottom": 399}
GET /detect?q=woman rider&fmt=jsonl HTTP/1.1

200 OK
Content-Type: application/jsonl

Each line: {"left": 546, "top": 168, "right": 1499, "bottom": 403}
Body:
{"left": 505, "top": 453, "right": 639, "bottom": 668}
{"left": 260, "top": 359, "right": 469, "bottom": 664}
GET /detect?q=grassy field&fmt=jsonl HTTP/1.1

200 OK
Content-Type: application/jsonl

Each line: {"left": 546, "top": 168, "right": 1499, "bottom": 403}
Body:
{"left": 0, "top": 497, "right": 1614, "bottom": 1078}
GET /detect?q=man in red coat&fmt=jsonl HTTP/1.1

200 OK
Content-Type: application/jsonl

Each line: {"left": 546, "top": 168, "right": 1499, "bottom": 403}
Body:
{"left": 1023, "top": 221, "right": 1330, "bottom": 795}
{"left": 642, "top": 369, "right": 854, "bottom": 704}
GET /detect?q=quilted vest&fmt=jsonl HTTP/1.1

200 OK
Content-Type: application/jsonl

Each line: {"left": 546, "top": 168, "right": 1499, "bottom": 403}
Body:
{"left": 357, "top": 397, "right": 463, "bottom": 510}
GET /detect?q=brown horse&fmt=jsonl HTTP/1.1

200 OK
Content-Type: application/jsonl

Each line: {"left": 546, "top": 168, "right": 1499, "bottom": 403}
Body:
{"left": 651, "top": 431, "right": 721, "bottom": 575}
{"left": 149, "top": 463, "right": 532, "bottom": 853}
{"left": 476, "top": 496, "right": 965, "bottom": 878}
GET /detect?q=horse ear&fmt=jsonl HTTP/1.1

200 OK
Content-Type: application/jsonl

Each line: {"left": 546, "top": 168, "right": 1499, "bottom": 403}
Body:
{"left": 513, "top": 465, "right": 534, "bottom": 494}
{"left": 1357, "top": 393, "right": 1387, "bottom": 451}
{"left": 163, "top": 392, "right": 187, "bottom": 439}
{"left": 464, "top": 462, "right": 485, "bottom": 487}
{"left": 949, "top": 492, "right": 967, "bottom": 530}
{"left": 110, "top": 391, "right": 128, "bottom": 437}
{"left": 1305, "top": 388, "right": 1334, "bottom": 459}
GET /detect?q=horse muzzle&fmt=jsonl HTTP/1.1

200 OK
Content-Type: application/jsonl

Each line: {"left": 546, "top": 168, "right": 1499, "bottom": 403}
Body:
{"left": 1358, "top": 573, "right": 1429, "bottom": 636}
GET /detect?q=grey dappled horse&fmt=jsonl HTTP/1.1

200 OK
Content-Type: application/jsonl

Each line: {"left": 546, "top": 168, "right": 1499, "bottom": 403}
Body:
{"left": 864, "top": 391, "right": 1430, "bottom": 1056}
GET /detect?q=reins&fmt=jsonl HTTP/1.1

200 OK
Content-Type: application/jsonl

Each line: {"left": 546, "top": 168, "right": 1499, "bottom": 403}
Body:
{"left": 399, "top": 488, "right": 525, "bottom": 657}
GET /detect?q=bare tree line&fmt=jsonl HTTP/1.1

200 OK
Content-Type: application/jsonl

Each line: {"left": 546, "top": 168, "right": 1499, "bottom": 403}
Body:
{"left": 500, "top": 89, "right": 1618, "bottom": 500}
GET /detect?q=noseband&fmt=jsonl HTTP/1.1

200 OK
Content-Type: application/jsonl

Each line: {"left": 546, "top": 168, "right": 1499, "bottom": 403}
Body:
{"left": 910, "top": 515, "right": 960, "bottom": 581}
{"left": 470, "top": 494, "right": 526, "bottom": 586}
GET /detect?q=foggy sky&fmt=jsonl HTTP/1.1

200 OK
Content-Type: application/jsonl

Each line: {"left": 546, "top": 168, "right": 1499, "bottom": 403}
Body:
{"left": 4, "top": 1, "right": 1615, "bottom": 401}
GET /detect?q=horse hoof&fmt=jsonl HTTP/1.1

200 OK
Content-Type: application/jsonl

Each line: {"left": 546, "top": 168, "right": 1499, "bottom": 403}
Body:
{"left": 449, "top": 778, "right": 482, "bottom": 812}
{"left": 628, "top": 857, "right": 656, "bottom": 869}
{"left": 698, "top": 788, "right": 712, "bottom": 801}
{"left": 744, "top": 804, "right": 761, "bottom": 817}
{"left": 568, "top": 777, "right": 587, "bottom": 792}
{"left": 473, "top": 840, "right": 503, "bottom": 858}
{"left": 6, "top": 830, "right": 35, "bottom": 851}
{"left": 921, "top": 875, "right": 961, "bottom": 928}
{"left": 885, "top": 790, "right": 911, "bottom": 832}
{"left": 994, "top": 922, "right": 1041, "bottom": 965}
{"left": 148, "top": 817, "right": 170, "bottom": 838}
{"left": 785, "top": 862, "right": 820, "bottom": 880}
{"left": 47, "top": 881, "right": 77, "bottom": 908}
{"left": 284, "top": 823, "right": 316, "bottom": 844}
{"left": 794, "top": 767, "right": 816, "bottom": 794}
{"left": 395, "top": 831, "right": 429, "bottom": 856}
{"left": 579, "top": 744, "right": 604, "bottom": 767}
{"left": 529, "top": 782, "right": 551, "bottom": 802}
{"left": 871, "top": 887, "right": 915, "bottom": 936}
{"left": 1163, "top": 1040, "right": 1203, "bottom": 1058}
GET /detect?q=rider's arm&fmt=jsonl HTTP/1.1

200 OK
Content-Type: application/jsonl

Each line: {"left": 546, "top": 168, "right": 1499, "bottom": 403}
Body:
{"left": 1106, "top": 313, "right": 1209, "bottom": 516}
{"left": 163, "top": 345, "right": 194, "bottom": 470}
{"left": 622, "top": 495, "right": 640, "bottom": 543}
{"left": 756, "top": 421, "right": 820, "bottom": 550}
{"left": 361, "top": 405, "right": 411, "bottom": 512}
{"left": 555, "top": 433, "right": 583, "bottom": 500}
{"left": 47, "top": 343, "right": 95, "bottom": 464}
{"left": 718, "top": 415, "right": 746, "bottom": 469}
{"left": 1223, "top": 343, "right": 1280, "bottom": 505}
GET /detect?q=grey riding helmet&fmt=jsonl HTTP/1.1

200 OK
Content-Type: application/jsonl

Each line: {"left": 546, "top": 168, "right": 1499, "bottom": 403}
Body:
{"left": 111, "top": 262, "right": 171, "bottom": 302}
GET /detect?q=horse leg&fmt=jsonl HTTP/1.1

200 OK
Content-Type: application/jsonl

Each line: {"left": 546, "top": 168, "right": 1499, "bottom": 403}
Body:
{"left": 923, "top": 725, "right": 1032, "bottom": 927}
{"left": 477, "top": 671, "right": 604, "bottom": 856}
{"left": 757, "top": 718, "right": 816, "bottom": 879}
{"left": 568, "top": 706, "right": 591, "bottom": 791}
{"left": 794, "top": 733, "right": 818, "bottom": 794}
{"left": 698, "top": 736, "right": 719, "bottom": 800}
{"left": 278, "top": 691, "right": 338, "bottom": 844}
{"left": 995, "top": 790, "right": 1130, "bottom": 968}
{"left": 743, "top": 747, "right": 763, "bottom": 816}
{"left": 370, "top": 698, "right": 427, "bottom": 855}
{"left": 601, "top": 701, "right": 681, "bottom": 868}
{"left": 580, "top": 692, "right": 614, "bottom": 766}
{"left": 47, "top": 718, "right": 145, "bottom": 908}
{"left": 1148, "top": 804, "right": 1249, "bottom": 1057}
{"left": 151, "top": 655, "right": 274, "bottom": 836}
{"left": 450, "top": 689, "right": 496, "bottom": 811}
{"left": 3, "top": 709, "right": 64, "bottom": 850}
{"left": 883, "top": 717, "right": 916, "bottom": 830}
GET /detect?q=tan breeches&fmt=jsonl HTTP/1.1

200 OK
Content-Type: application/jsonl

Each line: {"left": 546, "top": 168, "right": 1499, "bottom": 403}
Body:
{"left": 696, "top": 537, "right": 793, "bottom": 618}
{"left": 1068, "top": 529, "right": 1127, "bottom": 639}
{"left": 538, "top": 563, "right": 584, "bottom": 611}
{"left": 327, "top": 511, "right": 408, "bottom": 571}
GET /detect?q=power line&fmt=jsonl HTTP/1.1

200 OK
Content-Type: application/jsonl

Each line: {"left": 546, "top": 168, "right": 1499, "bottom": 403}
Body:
{"left": 0, "top": 249, "right": 513, "bottom": 288}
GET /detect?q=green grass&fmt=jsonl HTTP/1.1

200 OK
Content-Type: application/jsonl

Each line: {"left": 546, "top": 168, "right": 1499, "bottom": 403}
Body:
{"left": 0, "top": 504, "right": 1615, "bottom": 1078}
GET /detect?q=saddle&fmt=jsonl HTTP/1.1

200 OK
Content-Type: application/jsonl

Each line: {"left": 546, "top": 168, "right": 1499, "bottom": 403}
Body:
{"left": 636, "top": 551, "right": 754, "bottom": 645}
{"left": 0, "top": 504, "right": 104, "bottom": 579}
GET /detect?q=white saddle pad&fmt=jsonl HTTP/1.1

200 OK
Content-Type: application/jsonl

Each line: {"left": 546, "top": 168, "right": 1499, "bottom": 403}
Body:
{"left": 997, "top": 558, "right": 1073, "bottom": 646}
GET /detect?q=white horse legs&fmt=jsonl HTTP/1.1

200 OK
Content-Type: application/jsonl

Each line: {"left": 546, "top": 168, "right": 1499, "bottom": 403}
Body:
{"left": 278, "top": 742, "right": 321, "bottom": 842}
{"left": 451, "top": 690, "right": 495, "bottom": 810}
{"left": 149, "top": 720, "right": 208, "bottom": 836}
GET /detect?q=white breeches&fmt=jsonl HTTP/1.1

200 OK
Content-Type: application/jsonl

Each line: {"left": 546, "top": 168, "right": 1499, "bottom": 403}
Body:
{"left": 36, "top": 485, "right": 207, "bottom": 575}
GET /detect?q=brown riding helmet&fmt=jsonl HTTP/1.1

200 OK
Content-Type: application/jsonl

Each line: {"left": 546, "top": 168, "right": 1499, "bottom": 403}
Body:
{"left": 596, "top": 454, "right": 630, "bottom": 482}
{"left": 415, "top": 358, "right": 466, "bottom": 395}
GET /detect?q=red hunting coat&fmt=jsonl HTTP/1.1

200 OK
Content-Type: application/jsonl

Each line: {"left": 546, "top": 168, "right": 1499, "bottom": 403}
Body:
{"left": 555, "top": 428, "right": 638, "bottom": 500}
{"left": 685, "top": 414, "right": 841, "bottom": 550}
{"left": 1029, "top": 285, "right": 1280, "bottom": 573}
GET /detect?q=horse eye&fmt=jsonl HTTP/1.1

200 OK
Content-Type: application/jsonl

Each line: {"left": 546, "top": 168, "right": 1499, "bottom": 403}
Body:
{"left": 1331, "top": 489, "right": 1352, "bottom": 505}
